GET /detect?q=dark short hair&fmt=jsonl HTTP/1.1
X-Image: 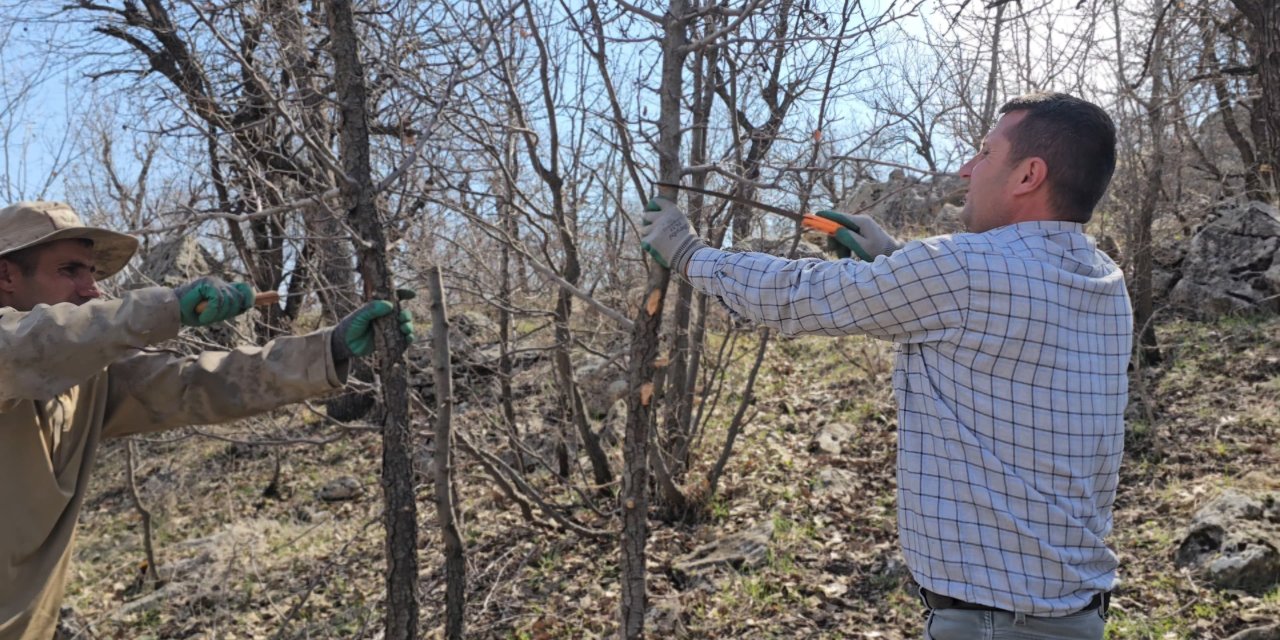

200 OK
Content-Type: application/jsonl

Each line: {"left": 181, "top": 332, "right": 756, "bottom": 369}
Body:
{"left": 1, "top": 238, "right": 95, "bottom": 276}
{"left": 999, "top": 92, "right": 1116, "bottom": 223}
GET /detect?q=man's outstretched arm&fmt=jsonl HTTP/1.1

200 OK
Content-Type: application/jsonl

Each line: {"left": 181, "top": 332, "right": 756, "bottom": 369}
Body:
{"left": 102, "top": 292, "right": 415, "bottom": 438}
{"left": 0, "top": 288, "right": 180, "bottom": 405}
{"left": 640, "top": 196, "right": 970, "bottom": 342}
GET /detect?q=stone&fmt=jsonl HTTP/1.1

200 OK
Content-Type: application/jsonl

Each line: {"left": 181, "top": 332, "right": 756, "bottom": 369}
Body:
{"left": 577, "top": 354, "right": 629, "bottom": 419}
{"left": 1168, "top": 202, "right": 1280, "bottom": 317}
{"left": 597, "top": 399, "right": 627, "bottom": 449}
{"left": 836, "top": 174, "right": 968, "bottom": 233}
{"left": 1174, "top": 488, "right": 1280, "bottom": 594}
{"left": 316, "top": 476, "right": 363, "bottom": 502}
{"left": 1226, "top": 623, "right": 1280, "bottom": 640}
{"left": 811, "top": 422, "right": 856, "bottom": 456}
{"left": 644, "top": 596, "right": 686, "bottom": 637}
{"left": 56, "top": 605, "right": 97, "bottom": 640}
{"left": 732, "top": 237, "right": 827, "bottom": 260}
{"left": 815, "top": 467, "right": 860, "bottom": 496}
{"left": 132, "top": 235, "right": 219, "bottom": 288}
{"left": 672, "top": 519, "right": 775, "bottom": 588}
{"left": 129, "top": 234, "right": 254, "bottom": 346}
{"left": 414, "top": 445, "right": 436, "bottom": 485}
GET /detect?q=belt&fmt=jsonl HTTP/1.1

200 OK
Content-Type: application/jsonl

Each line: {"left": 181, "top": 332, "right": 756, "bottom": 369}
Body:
{"left": 919, "top": 588, "right": 1109, "bottom": 616}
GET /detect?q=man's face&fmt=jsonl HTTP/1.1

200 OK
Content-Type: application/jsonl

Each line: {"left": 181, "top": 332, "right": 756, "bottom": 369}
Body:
{"left": 0, "top": 239, "right": 102, "bottom": 310}
{"left": 957, "top": 111, "right": 1026, "bottom": 233}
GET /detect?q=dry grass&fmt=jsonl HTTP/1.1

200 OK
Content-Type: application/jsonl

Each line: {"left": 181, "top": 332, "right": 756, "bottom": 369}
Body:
{"left": 66, "top": 315, "right": 1280, "bottom": 638}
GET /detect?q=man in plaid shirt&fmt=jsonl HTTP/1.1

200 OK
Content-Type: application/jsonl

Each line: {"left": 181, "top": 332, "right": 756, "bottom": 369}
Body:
{"left": 641, "top": 93, "right": 1130, "bottom": 639}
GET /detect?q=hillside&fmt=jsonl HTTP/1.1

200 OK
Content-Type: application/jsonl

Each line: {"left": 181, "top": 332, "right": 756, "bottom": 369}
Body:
{"left": 62, "top": 314, "right": 1280, "bottom": 639}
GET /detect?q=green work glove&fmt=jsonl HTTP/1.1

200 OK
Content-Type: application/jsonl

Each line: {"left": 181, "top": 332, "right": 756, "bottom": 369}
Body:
{"left": 640, "top": 196, "right": 706, "bottom": 275}
{"left": 814, "top": 210, "right": 902, "bottom": 261}
{"left": 331, "top": 289, "right": 416, "bottom": 361}
{"left": 174, "top": 277, "right": 255, "bottom": 327}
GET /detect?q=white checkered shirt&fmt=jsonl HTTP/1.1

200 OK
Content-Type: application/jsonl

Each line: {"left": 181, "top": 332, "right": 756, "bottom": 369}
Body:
{"left": 686, "top": 221, "right": 1132, "bottom": 616}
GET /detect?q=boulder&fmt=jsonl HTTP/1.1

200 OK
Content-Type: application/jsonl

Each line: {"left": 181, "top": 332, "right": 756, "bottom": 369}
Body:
{"left": 1168, "top": 202, "right": 1280, "bottom": 317}
{"left": 671, "top": 519, "right": 774, "bottom": 588}
{"left": 578, "top": 355, "right": 629, "bottom": 419}
{"left": 732, "top": 237, "right": 827, "bottom": 260}
{"left": 1174, "top": 487, "right": 1280, "bottom": 594}
{"left": 132, "top": 235, "right": 220, "bottom": 288}
{"left": 814, "top": 467, "right": 860, "bottom": 497}
{"left": 1226, "top": 623, "right": 1280, "bottom": 640}
{"left": 811, "top": 422, "right": 856, "bottom": 456}
{"left": 836, "top": 172, "right": 968, "bottom": 233}
{"left": 316, "top": 476, "right": 363, "bottom": 502}
{"left": 130, "top": 234, "right": 253, "bottom": 346}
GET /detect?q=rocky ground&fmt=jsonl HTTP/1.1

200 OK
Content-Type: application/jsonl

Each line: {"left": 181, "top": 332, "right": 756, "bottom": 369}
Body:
{"left": 63, "top": 314, "right": 1279, "bottom": 639}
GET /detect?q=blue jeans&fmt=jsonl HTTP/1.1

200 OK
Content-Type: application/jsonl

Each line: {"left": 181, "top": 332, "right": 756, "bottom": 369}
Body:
{"left": 923, "top": 606, "right": 1106, "bottom": 639}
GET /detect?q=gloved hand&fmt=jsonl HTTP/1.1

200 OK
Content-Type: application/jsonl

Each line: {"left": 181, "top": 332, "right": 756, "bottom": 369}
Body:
{"left": 174, "top": 277, "right": 255, "bottom": 327}
{"left": 640, "top": 196, "right": 706, "bottom": 275}
{"left": 814, "top": 210, "right": 902, "bottom": 261}
{"left": 331, "top": 289, "right": 416, "bottom": 361}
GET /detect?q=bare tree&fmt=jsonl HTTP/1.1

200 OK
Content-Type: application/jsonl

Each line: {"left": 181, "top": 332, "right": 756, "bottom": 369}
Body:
{"left": 1227, "top": 0, "right": 1280, "bottom": 202}
{"left": 326, "top": 2, "right": 419, "bottom": 638}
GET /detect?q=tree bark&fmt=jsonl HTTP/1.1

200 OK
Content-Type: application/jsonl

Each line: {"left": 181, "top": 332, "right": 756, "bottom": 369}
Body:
{"left": 325, "top": 3, "right": 419, "bottom": 639}
{"left": 1133, "top": 4, "right": 1167, "bottom": 366}
{"left": 621, "top": 1, "right": 688, "bottom": 635}
{"left": 1230, "top": 0, "right": 1280, "bottom": 202}
{"left": 428, "top": 266, "right": 466, "bottom": 640}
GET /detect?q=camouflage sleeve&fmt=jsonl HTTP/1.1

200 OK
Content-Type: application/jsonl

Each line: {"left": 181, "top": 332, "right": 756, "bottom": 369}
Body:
{"left": 0, "top": 287, "right": 180, "bottom": 404}
{"left": 101, "top": 329, "right": 349, "bottom": 438}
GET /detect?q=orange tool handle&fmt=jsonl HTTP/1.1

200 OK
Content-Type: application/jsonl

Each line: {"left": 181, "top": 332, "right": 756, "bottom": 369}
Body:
{"left": 801, "top": 214, "right": 843, "bottom": 236}
{"left": 194, "top": 290, "right": 280, "bottom": 314}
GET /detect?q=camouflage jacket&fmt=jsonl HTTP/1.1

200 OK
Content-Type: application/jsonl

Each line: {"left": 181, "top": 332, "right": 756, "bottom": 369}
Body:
{"left": 0, "top": 287, "right": 347, "bottom": 640}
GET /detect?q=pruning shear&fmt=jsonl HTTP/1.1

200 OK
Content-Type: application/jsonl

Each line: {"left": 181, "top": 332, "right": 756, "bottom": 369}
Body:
{"left": 652, "top": 181, "right": 873, "bottom": 261}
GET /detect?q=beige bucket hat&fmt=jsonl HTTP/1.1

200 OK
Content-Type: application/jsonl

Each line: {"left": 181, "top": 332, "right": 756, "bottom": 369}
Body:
{"left": 0, "top": 201, "right": 139, "bottom": 279}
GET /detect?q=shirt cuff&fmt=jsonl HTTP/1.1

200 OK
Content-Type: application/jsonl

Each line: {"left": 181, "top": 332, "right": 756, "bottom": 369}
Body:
{"left": 684, "top": 247, "right": 750, "bottom": 325}
{"left": 320, "top": 328, "right": 351, "bottom": 388}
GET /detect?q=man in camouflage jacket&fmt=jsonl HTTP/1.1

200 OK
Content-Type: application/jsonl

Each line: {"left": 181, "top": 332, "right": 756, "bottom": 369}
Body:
{"left": 0, "top": 201, "right": 413, "bottom": 640}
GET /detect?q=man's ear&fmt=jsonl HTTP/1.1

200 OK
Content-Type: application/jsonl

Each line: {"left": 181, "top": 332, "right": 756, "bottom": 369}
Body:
{"left": 0, "top": 259, "right": 18, "bottom": 295}
{"left": 1011, "top": 156, "right": 1049, "bottom": 196}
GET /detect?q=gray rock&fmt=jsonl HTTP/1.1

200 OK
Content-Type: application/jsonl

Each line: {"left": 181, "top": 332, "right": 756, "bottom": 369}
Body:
{"left": 732, "top": 237, "right": 827, "bottom": 260}
{"left": 130, "top": 234, "right": 254, "bottom": 346}
{"left": 451, "top": 310, "right": 497, "bottom": 340}
{"left": 316, "top": 476, "right": 363, "bottom": 502}
{"left": 1168, "top": 202, "right": 1280, "bottom": 317}
{"left": 835, "top": 174, "right": 968, "bottom": 232}
{"left": 1226, "top": 623, "right": 1280, "bottom": 640}
{"left": 597, "top": 399, "right": 627, "bottom": 448}
{"left": 414, "top": 445, "right": 436, "bottom": 485}
{"left": 133, "top": 235, "right": 220, "bottom": 288}
{"left": 644, "top": 596, "right": 686, "bottom": 637}
{"left": 815, "top": 468, "right": 860, "bottom": 496}
{"left": 811, "top": 422, "right": 856, "bottom": 456}
{"left": 578, "top": 354, "right": 628, "bottom": 419}
{"left": 1174, "top": 489, "right": 1280, "bottom": 594}
{"left": 672, "top": 519, "right": 774, "bottom": 587}
{"left": 56, "top": 605, "right": 97, "bottom": 640}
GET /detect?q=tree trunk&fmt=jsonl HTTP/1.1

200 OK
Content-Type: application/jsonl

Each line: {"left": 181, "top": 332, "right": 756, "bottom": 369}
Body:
{"left": 1200, "top": 13, "right": 1259, "bottom": 197}
{"left": 428, "top": 267, "right": 466, "bottom": 640}
{"left": 662, "top": 39, "right": 716, "bottom": 478}
{"left": 497, "top": 120, "right": 524, "bottom": 473}
{"left": 621, "top": 1, "right": 688, "bottom": 635}
{"left": 1230, "top": 0, "right": 1280, "bottom": 203}
{"left": 1133, "top": 7, "right": 1166, "bottom": 366}
{"left": 325, "top": 3, "right": 419, "bottom": 639}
